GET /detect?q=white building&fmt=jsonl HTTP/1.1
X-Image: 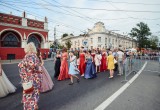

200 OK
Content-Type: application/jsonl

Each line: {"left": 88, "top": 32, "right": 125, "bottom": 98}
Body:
{"left": 60, "top": 22, "right": 137, "bottom": 50}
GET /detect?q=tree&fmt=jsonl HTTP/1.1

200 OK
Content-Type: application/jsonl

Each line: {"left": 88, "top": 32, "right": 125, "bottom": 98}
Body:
{"left": 129, "top": 22, "right": 151, "bottom": 50}
{"left": 62, "top": 33, "right": 68, "bottom": 38}
{"left": 65, "top": 39, "right": 72, "bottom": 50}
{"left": 149, "top": 35, "right": 159, "bottom": 49}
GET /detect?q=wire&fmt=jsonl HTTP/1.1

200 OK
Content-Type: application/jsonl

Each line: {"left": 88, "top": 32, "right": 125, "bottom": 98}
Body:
{"left": 88, "top": 0, "right": 160, "bottom": 6}
{"left": 0, "top": 3, "right": 84, "bottom": 33}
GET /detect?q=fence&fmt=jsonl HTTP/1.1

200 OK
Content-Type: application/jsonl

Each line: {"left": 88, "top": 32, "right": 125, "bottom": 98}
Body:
{"left": 121, "top": 56, "right": 160, "bottom": 82}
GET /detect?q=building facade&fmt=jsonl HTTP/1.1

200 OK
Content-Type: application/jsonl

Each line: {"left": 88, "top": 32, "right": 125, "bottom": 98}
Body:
{"left": 0, "top": 12, "right": 50, "bottom": 60}
{"left": 60, "top": 22, "right": 137, "bottom": 50}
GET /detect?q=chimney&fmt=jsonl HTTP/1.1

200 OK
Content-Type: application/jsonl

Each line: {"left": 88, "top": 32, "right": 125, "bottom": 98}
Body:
{"left": 22, "top": 11, "right": 26, "bottom": 18}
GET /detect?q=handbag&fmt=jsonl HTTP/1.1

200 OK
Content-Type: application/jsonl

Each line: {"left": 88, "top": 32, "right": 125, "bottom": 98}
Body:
{"left": 22, "top": 81, "right": 34, "bottom": 94}
{"left": 114, "top": 59, "right": 118, "bottom": 64}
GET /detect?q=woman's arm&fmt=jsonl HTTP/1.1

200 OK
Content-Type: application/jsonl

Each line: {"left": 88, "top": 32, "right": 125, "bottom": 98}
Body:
{"left": 40, "top": 55, "right": 44, "bottom": 66}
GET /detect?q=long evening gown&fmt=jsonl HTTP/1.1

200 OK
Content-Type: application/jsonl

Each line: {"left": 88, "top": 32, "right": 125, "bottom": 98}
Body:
{"left": 79, "top": 53, "right": 86, "bottom": 75}
{"left": 54, "top": 56, "right": 61, "bottom": 78}
{"left": 58, "top": 52, "right": 70, "bottom": 80}
{"left": 40, "top": 66, "right": 54, "bottom": 93}
{"left": 0, "top": 70, "right": 16, "bottom": 98}
{"left": 100, "top": 53, "right": 107, "bottom": 72}
{"left": 91, "top": 53, "right": 95, "bottom": 65}
{"left": 84, "top": 57, "right": 97, "bottom": 79}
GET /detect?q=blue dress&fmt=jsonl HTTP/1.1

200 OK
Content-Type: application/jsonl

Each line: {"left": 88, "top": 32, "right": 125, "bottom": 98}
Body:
{"left": 84, "top": 57, "right": 97, "bottom": 79}
{"left": 69, "top": 56, "right": 79, "bottom": 75}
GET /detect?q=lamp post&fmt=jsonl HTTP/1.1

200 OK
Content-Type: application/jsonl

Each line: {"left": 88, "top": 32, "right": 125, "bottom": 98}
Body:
{"left": 53, "top": 25, "right": 59, "bottom": 51}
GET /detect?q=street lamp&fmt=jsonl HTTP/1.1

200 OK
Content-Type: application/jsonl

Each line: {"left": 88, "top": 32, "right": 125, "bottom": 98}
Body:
{"left": 53, "top": 25, "right": 59, "bottom": 51}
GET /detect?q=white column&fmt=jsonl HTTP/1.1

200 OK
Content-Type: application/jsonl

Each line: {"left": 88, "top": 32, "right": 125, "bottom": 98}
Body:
{"left": 22, "top": 18, "right": 27, "bottom": 26}
{"left": 44, "top": 22, "right": 48, "bottom": 30}
{"left": 21, "top": 40, "right": 27, "bottom": 48}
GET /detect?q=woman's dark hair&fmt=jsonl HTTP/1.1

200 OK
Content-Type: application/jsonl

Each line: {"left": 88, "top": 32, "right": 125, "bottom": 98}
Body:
{"left": 62, "top": 47, "right": 67, "bottom": 52}
{"left": 88, "top": 50, "right": 91, "bottom": 54}
{"left": 37, "top": 48, "right": 40, "bottom": 57}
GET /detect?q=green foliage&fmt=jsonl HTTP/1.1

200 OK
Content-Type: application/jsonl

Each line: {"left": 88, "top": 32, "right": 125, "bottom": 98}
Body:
{"left": 148, "top": 35, "right": 159, "bottom": 49}
{"left": 65, "top": 39, "right": 72, "bottom": 50}
{"left": 129, "top": 22, "right": 151, "bottom": 50}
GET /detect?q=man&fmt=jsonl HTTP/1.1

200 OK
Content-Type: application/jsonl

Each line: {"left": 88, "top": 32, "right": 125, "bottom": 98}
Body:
{"left": 113, "top": 49, "right": 118, "bottom": 71}
{"left": 117, "top": 48, "right": 124, "bottom": 75}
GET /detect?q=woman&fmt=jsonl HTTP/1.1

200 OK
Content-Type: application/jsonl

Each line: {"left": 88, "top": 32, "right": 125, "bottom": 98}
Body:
{"left": 37, "top": 48, "right": 54, "bottom": 93}
{"left": 54, "top": 50, "right": 61, "bottom": 78}
{"left": 58, "top": 48, "right": 70, "bottom": 81}
{"left": 79, "top": 49, "right": 86, "bottom": 76}
{"left": 0, "top": 58, "right": 16, "bottom": 98}
{"left": 107, "top": 51, "right": 115, "bottom": 78}
{"left": 84, "top": 51, "right": 97, "bottom": 79}
{"left": 68, "top": 51, "right": 80, "bottom": 85}
{"left": 91, "top": 49, "right": 96, "bottom": 65}
{"left": 94, "top": 50, "right": 102, "bottom": 73}
{"left": 18, "top": 42, "right": 42, "bottom": 110}
{"left": 100, "top": 49, "right": 107, "bottom": 72}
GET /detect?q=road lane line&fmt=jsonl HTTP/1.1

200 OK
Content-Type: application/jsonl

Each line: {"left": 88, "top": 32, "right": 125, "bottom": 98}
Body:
{"left": 143, "top": 70, "right": 160, "bottom": 73}
{"left": 94, "top": 62, "right": 147, "bottom": 110}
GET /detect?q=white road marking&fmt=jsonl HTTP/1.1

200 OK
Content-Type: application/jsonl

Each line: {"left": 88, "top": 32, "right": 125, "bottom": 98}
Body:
{"left": 143, "top": 70, "right": 160, "bottom": 73}
{"left": 94, "top": 62, "right": 147, "bottom": 110}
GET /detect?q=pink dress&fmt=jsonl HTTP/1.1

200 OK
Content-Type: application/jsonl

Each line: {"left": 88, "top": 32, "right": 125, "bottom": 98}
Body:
{"left": 40, "top": 66, "right": 54, "bottom": 92}
{"left": 58, "top": 52, "right": 70, "bottom": 80}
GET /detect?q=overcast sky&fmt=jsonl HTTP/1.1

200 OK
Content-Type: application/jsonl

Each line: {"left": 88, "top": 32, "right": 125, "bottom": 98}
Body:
{"left": 0, "top": 0, "right": 160, "bottom": 40}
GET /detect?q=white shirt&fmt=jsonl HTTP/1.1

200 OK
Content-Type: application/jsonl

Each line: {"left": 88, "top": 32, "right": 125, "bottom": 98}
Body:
{"left": 117, "top": 51, "right": 124, "bottom": 59}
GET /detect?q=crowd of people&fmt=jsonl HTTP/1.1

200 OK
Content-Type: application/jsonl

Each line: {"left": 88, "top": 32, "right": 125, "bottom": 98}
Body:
{"left": 0, "top": 42, "right": 160, "bottom": 110}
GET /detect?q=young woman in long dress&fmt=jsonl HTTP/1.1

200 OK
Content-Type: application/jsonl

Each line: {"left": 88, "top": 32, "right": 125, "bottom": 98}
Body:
{"left": 95, "top": 50, "right": 102, "bottom": 73}
{"left": 54, "top": 51, "right": 61, "bottom": 78}
{"left": 37, "top": 48, "right": 54, "bottom": 93}
{"left": 0, "top": 59, "right": 16, "bottom": 98}
{"left": 100, "top": 49, "right": 107, "bottom": 72}
{"left": 68, "top": 51, "right": 80, "bottom": 85}
{"left": 58, "top": 48, "right": 70, "bottom": 81}
{"left": 18, "top": 42, "right": 42, "bottom": 110}
{"left": 84, "top": 51, "right": 97, "bottom": 79}
{"left": 79, "top": 49, "right": 86, "bottom": 76}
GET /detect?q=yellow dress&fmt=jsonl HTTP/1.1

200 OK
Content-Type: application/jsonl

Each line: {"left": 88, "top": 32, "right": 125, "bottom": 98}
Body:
{"left": 107, "top": 55, "right": 115, "bottom": 70}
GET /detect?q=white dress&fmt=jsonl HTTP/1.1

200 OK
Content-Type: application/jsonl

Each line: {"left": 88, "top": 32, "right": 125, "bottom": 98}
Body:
{"left": 0, "top": 70, "right": 16, "bottom": 98}
{"left": 94, "top": 54, "right": 102, "bottom": 66}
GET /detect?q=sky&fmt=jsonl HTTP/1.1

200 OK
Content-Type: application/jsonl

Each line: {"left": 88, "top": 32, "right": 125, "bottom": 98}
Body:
{"left": 0, "top": 0, "right": 160, "bottom": 41}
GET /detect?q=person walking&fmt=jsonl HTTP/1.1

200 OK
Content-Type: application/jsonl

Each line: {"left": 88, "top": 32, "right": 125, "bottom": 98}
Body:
{"left": 18, "top": 42, "right": 42, "bottom": 110}
{"left": 117, "top": 49, "right": 124, "bottom": 75}
{"left": 58, "top": 48, "right": 70, "bottom": 81}
{"left": 37, "top": 48, "right": 54, "bottom": 93}
{"left": 107, "top": 51, "right": 115, "bottom": 78}
{"left": 54, "top": 50, "right": 61, "bottom": 78}
{"left": 79, "top": 49, "right": 86, "bottom": 76}
{"left": 68, "top": 51, "right": 80, "bottom": 85}
{"left": 100, "top": 49, "right": 107, "bottom": 72}
{"left": 0, "top": 58, "right": 16, "bottom": 98}
{"left": 95, "top": 50, "right": 102, "bottom": 73}
{"left": 84, "top": 51, "right": 97, "bottom": 79}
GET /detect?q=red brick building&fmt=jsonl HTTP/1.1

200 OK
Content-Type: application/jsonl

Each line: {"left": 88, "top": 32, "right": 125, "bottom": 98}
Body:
{"left": 0, "top": 12, "right": 49, "bottom": 60}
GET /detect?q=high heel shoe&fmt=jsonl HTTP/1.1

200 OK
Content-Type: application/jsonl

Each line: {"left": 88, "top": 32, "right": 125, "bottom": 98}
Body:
{"left": 77, "top": 79, "right": 80, "bottom": 83}
{"left": 69, "top": 82, "right": 74, "bottom": 85}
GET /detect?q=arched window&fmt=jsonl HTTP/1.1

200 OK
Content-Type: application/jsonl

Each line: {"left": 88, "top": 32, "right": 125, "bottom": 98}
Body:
{"left": 3, "top": 33, "right": 19, "bottom": 47}
{"left": 27, "top": 35, "right": 40, "bottom": 48}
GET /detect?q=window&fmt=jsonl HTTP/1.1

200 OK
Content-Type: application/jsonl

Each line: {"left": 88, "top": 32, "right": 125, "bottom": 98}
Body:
{"left": 91, "top": 38, "right": 93, "bottom": 44}
{"left": 98, "top": 37, "right": 101, "bottom": 42}
{"left": 105, "top": 38, "right": 107, "bottom": 45}
{"left": 78, "top": 40, "right": 80, "bottom": 46}
{"left": 112, "top": 39, "right": 114, "bottom": 45}
{"left": 27, "top": 35, "right": 40, "bottom": 48}
{"left": 75, "top": 41, "right": 76, "bottom": 46}
{"left": 3, "top": 33, "right": 19, "bottom": 47}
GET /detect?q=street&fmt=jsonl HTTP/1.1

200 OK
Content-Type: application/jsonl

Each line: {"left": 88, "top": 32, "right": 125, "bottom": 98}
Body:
{"left": 0, "top": 60, "right": 160, "bottom": 110}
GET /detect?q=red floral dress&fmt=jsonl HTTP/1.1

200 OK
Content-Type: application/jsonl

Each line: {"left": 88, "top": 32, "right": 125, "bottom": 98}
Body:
{"left": 18, "top": 53, "right": 42, "bottom": 110}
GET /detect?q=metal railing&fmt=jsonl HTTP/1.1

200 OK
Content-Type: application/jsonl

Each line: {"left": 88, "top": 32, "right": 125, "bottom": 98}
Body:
{"left": 121, "top": 55, "right": 160, "bottom": 82}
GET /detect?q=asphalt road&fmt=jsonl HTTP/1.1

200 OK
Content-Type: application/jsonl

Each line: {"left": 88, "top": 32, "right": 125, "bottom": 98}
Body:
{"left": 0, "top": 60, "right": 159, "bottom": 110}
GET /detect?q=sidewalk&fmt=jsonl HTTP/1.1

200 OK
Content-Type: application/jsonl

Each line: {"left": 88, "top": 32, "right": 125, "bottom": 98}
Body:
{"left": 106, "top": 61, "right": 160, "bottom": 110}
